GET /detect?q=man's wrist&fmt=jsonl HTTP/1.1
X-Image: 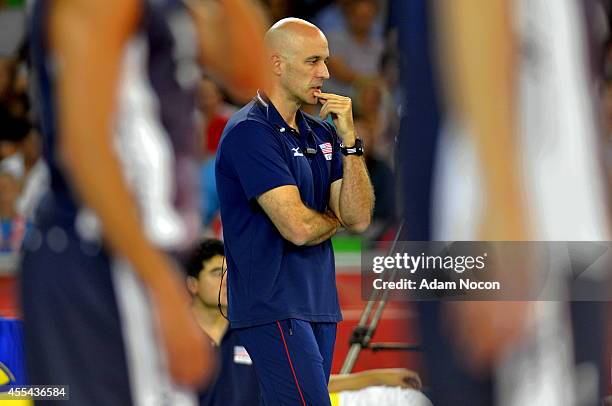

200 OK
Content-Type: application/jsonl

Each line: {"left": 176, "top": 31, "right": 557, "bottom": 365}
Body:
{"left": 340, "top": 137, "right": 364, "bottom": 156}
{"left": 340, "top": 132, "right": 356, "bottom": 147}
{"left": 324, "top": 210, "right": 342, "bottom": 229}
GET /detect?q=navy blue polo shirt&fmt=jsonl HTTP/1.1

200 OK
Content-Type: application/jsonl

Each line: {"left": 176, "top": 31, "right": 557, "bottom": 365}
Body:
{"left": 215, "top": 92, "right": 343, "bottom": 328}
{"left": 197, "top": 329, "right": 260, "bottom": 406}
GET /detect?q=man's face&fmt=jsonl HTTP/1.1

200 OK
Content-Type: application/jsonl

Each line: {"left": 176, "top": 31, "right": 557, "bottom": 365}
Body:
{"left": 347, "top": 0, "right": 377, "bottom": 38}
{"left": 278, "top": 32, "right": 330, "bottom": 105}
{"left": 189, "top": 254, "right": 227, "bottom": 308}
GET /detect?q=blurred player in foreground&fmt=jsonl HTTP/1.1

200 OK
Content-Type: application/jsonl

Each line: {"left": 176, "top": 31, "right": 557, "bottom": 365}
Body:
{"left": 417, "top": 0, "right": 610, "bottom": 404}
{"left": 20, "top": 0, "right": 266, "bottom": 404}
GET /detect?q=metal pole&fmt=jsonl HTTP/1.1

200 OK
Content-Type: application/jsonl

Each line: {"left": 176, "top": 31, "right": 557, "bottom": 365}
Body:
{"left": 339, "top": 221, "right": 405, "bottom": 374}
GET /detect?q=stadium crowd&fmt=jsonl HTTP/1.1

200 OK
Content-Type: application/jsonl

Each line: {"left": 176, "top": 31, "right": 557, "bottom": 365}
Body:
{"left": 1, "top": 0, "right": 611, "bottom": 404}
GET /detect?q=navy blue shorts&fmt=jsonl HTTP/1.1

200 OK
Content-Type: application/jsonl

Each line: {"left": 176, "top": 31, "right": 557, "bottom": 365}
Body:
{"left": 20, "top": 224, "right": 133, "bottom": 406}
{"left": 234, "top": 319, "right": 336, "bottom": 406}
{"left": 20, "top": 213, "right": 197, "bottom": 405}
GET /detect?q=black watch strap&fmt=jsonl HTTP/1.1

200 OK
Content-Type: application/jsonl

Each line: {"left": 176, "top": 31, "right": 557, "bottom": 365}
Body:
{"left": 340, "top": 138, "right": 364, "bottom": 156}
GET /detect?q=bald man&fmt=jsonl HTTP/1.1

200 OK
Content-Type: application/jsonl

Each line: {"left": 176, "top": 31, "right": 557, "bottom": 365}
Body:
{"left": 215, "top": 18, "right": 374, "bottom": 405}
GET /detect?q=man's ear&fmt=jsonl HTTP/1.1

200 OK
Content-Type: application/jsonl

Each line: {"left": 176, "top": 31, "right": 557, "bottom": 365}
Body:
{"left": 186, "top": 276, "right": 199, "bottom": 295}
{"left": 270, "top": 54, "right": 283, "bottom": 76}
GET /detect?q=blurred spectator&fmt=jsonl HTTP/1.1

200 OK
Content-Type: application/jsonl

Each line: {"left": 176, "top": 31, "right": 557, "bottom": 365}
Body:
{"left": 313, "top": 0, "right": 383, "bottom": 38}
{"left": 379, "top": 48, "right": 402, "bottom": 137}
{"left": 353, "top": 77, "right": 396, "bottom": 157}
{"left": 0, "top": 107, "right": 48, "bottom": 221}
{"left": 0, "top": 56, "right": 15, "bottom": 105}
{"left": 0, "top": 56, "right": 12, "bottom": 96}
{"left": 14, "top": 129, "right": 48, "bottom": 221}
{"left": 12, "top": 40, "right": 29, "bottom": 97}
{"left": 0, "top": 52, "right": 28, "bottom": 118}
{"left": 0, "top": 106, "right": 28, "bottom": 175}
{"left": 195, "top": 76, "right": 236, "bottom": 231}
{"left": 313, "top": 0, "right": 350, "bottom": 34}
{"left": 325, "top": 0, "right": 384, "bottom": 99}
{"left": 354, "top": 116, "right": 395, "bottom": 242}
{"left": 196, "top": 76, "right": 236, "bottom": 158}
{"left": 0, "top": 171, "right": 27, "bottom": 254}
{"left": 199, "top": 155, "right": 221, "bottom": 233}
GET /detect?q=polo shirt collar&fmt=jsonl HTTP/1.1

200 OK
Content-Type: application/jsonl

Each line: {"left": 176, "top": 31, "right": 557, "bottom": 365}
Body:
{"left": 255, "top": 90, "right": 313, "bottom": 136}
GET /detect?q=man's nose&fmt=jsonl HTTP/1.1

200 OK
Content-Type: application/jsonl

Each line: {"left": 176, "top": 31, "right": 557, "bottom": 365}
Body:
{"left": 317, "top": 62, "right": 330, "bottom": 80}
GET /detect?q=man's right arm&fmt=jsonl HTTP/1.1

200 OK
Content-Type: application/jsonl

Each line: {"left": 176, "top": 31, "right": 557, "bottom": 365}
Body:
{"left": 221, "top": 120, "right": 340, "bottom": 246}
{"left": 257, "top": 185, "right": 340, "bottom": 246}
{"left": 221, "top": 121, "right": 339, "bottom": 246}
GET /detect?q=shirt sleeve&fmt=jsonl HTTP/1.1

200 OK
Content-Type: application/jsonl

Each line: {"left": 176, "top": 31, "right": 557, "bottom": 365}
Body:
{"left": 220, "top": 121, "right": 296, "bottom": 200}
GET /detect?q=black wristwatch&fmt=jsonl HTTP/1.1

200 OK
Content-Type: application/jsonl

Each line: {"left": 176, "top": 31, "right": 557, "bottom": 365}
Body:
{"left": 340, "top": 138, "right": 364, "bottom": 156}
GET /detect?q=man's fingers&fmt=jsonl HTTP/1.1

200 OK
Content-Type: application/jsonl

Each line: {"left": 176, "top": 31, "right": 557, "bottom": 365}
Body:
{"left": 406, "top": 373, "right": 422, "bottom": 389}
{"left": 314, "top": 91, "right": 346, "bottom": 101}
{"left": 319, "top": 101, "right": 341, "bottom": 117}
{"left": 319, "top": 104, "right": 331, "bottom": 119}
{"left": 319, "top": 103, "right": 343, "bottom": 119}
{"left": 319, "top": 101, "right": 348, "bottom": 118}
{"left": 320, "top": 100, "right": 347, "bottom": 109}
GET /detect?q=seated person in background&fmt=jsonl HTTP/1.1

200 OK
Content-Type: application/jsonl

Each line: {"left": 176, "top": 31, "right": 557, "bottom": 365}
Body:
{"left": 0, "top": 170, "right": 27, "bottom": 254}
{"left": 185, "top": 238, "right": 424, "bottom": 406}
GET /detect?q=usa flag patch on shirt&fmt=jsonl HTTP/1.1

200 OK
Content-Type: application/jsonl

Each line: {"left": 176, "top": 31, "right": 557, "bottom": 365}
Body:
{"left": 319, "top": 142, "right": 333, "bottom": 160}
{"left": 233, "top": 346, "right": 253, "bottom": 365}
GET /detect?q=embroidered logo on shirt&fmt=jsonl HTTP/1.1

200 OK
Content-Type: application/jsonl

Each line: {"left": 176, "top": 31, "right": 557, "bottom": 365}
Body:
{"left": 319, "top": 142, "right": 333, "bottom": 160}
{"left": 233, "top": 346, "right": 253, "bottom": 365}
{"left": 291, "top": 147, "right": 304, "bottom": 157}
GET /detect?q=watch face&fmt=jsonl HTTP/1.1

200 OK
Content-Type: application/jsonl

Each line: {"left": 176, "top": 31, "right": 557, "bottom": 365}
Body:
{"left": 341, "top": 138, "right": 364, "bottom": 156}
